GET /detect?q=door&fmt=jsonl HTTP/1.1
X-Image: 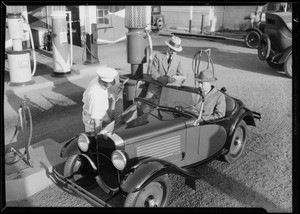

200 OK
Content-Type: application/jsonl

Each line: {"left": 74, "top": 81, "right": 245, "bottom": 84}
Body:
{"left": 66, "top": 6, "right": 81, "bottom": 47}
{"left": 184, "top": 123, "right": 227, "bottom": 166}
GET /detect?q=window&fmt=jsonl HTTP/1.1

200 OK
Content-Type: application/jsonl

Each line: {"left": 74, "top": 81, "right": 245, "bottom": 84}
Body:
{"left": 96, "top": 6, "right": 110, "bottom": 27}
{"left": 96, "top": 6, "right": 125, "bottom": 27}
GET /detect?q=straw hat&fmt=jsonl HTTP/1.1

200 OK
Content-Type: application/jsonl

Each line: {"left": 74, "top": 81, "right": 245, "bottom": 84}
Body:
{"left": 165, "top": 36, "right": 183, "bottom": 52}
{"left": 96, "top": 67, "right": 118, "bottom": 83}
{"left": 195, "top": 70, "right": 217, "bottom": 82}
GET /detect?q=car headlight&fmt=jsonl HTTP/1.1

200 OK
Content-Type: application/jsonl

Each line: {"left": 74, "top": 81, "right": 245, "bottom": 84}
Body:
{"left": 77, "top": 133, "right": 90, "bottom": 152}
{"left": 111, "top": 150, "right": 127, "bottom": 170}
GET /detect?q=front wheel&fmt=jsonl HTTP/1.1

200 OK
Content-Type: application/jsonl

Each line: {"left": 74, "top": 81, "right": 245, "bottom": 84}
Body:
{"left": 284, "top": 54, "right": 292, "bottom": 78}
{"left": 245, "top": 30, "right": 261, "bottom": 49}
{"left": 223, "top": 120, "right": 248, "bottom": 163}
{"left": 124, "top": 174, "right": 171, "bottom": 207}
{"left": 63, "top": 154, "right": 97, "bottom": 189}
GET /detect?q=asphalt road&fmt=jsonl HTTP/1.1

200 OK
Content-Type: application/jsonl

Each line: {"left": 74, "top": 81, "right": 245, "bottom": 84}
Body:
{"left": 5, "top": 33, "right": 293, "bottom": 212}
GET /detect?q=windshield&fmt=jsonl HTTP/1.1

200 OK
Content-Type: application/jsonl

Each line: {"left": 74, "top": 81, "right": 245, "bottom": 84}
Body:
{"left": 134, "top": 80, "right": 202, "bottom": 116}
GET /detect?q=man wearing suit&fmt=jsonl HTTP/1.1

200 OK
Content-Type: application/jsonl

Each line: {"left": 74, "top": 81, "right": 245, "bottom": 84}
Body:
{"left": 194, "top": 69, "right": 226, "bottom": 122}
{"left": 145, "top": 36, "right": 186, "bottom": 102}
{"left": 151, "top": 36, "right": 185, "bottom": 84}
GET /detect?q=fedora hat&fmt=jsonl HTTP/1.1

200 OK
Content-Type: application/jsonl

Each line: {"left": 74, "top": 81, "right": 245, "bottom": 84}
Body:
{"left": 165, "top": 36, "right": 183, "bottom": 52}
{"left": 195, "top": 70, "right": 217, "bottom": 82}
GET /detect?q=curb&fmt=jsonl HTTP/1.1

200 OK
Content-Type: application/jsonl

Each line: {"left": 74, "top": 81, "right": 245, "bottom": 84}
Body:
{"left": 158, "top": 30, "right": 245, "bottom": 42}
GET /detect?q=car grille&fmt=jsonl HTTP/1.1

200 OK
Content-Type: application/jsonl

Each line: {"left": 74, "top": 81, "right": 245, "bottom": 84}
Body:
{"left": 136, "top": 135, "right": 181, "bottom": 159}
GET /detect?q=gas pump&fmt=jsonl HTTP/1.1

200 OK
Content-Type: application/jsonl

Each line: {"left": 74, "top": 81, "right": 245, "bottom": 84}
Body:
{"left": 6, "top": 13, "right": 36, "bottom": 86}
{"left": 51, "top": 10, "right": 73, "bottom": 76}
{"left": 122, "top": 6, "right": 153, "bottom": 110}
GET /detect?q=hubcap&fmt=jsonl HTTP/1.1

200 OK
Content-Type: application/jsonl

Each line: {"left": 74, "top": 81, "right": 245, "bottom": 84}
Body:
{"left": 146, "top": 196, "right": 158, "bottom": 207}
{"left": 73, "top": 159, "right": 83, "bottom": 180}
{"left": 136, "top": 182, "right": 164, "bottom": 207}
{"left": 231, "top": 137, "right": 242, "bottom": 156}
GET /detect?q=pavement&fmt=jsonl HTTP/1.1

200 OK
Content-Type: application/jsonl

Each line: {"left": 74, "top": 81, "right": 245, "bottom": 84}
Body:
{"left": 3, "top": 29, "right": 245, "bottom": 202}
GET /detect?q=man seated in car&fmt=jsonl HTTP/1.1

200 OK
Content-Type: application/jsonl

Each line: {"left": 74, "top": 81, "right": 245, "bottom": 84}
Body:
{"left": 194, "top": 69, "right": 226, "bottom": 123}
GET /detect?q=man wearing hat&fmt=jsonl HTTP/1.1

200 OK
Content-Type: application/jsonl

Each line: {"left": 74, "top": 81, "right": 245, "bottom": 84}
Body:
{"left": 145, "top": 36, "right": 186, "bottom": 101}
{"left": 82, "top": 66, "right": 118, "bottom": 133}
{"left": 194, "top": 69, "right": 226, "bottom": 122}
{"left": 150, "top": 35, "right": 186, "bottom": 85}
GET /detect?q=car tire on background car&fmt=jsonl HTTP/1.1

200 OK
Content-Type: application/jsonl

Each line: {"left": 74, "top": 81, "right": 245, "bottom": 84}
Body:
{"left": 63, "top": 154, "right": 97, "bottom": 190}
{"left": 124, "top": 174, "right": 171, "bottom": 207}
{"left": 223, "top": 120, "right": 248, "bottom": 163}
{"left": 245, "top": 30, "right": 261, "bottom": 49}
{"left": 258, "top": 34, "right": 271, "bottom": 61}
{"left": 284, "top": 54, "right": 292, "bottom": 78}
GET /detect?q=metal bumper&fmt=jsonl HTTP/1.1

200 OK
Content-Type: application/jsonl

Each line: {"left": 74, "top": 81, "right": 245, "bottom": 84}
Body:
{"left": 53, "top": 168, "right": 112, "bottom": 207}
{"left": 252, "top": 111, "right": 262, "bottom": 121}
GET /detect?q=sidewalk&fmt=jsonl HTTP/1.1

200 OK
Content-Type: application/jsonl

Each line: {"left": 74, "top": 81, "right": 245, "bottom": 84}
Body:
{"left": 4, "top": 28, "right": 245, "bottom": 202}
{"left": 4, "top": 44, "right": 130, "bottom": 202}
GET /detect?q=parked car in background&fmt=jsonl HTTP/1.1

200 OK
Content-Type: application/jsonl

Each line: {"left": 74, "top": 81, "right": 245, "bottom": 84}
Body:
{"left": 151, "top": 6, "right": 164, "bottom": 33}
{"left": 257, "top": 11, "right": 292, "bottom": 78}
{"left": 54, "top": 77, "right": 261, "bottom": 207}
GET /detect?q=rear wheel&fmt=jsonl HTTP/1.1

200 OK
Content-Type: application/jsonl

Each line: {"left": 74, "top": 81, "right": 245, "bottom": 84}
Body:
{"left": 258, "top": 34, "right": 271, "bottom": 61}
{"left": 284, "top": 54, "right": 292, "bottom": 78}
{"left": 223, "top": 120, "right": 248, "bottom": 163}
{"left": 124, "top": 174, "right": 171, "bottom": 207}
{"left": 245, "top": 30, "right": 261, "bottom": 49}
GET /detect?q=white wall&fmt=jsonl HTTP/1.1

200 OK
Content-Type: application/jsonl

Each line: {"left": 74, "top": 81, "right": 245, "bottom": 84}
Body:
{"left": 161, "top": 5, "right": 257, "bottom": 31}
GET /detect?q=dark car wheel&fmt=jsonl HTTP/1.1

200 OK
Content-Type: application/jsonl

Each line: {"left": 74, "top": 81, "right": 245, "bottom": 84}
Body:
{"left": 156, "top": 16, "right": 164, "bottom": 30}
{"left": 124, "top": 174, "right": 171, "bottom": 207}
{"left": 63, "top": 154, "right": 97, "bottom": 189}
{"left": 258, "top": 34, "right": 271, "bottom": 61}
{"left": 223, "top": 120, "right": 248, "bottom": 163}
{"left": 284, "top": 54, "right": 292, "bottom": 78}
{"left": 266, "top": 58, "right": 284, "bottom": 69}
{"left": 245, "top": 30, "right": 261, "bottom": 49}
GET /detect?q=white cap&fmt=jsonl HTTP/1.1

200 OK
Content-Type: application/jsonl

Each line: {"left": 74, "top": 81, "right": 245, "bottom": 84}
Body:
{"left": 96, "top": 67, "right": 118, "bottom": 83}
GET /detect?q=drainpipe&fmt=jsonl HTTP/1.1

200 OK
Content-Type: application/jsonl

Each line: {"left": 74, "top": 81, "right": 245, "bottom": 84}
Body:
{"left": 189, "top": 6, "right": 193, "bottom": 33}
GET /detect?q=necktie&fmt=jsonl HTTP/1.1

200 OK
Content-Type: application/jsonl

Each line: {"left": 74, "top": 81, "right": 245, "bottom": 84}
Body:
{"left": 167, "top": 55, "right": 172, "bottom": 65}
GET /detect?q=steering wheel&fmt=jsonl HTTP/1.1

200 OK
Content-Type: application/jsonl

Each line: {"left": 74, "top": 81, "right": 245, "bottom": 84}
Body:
{"left": 173, "top": 101, "right": 199, "bottom": 114}
{"left": 258, "top": 34, "right": 271, "bottom": 61}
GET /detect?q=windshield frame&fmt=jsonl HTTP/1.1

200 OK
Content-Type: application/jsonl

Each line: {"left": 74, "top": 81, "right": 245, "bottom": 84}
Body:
{"left": 133, "top": 78, "right": 201, "bottom": 118}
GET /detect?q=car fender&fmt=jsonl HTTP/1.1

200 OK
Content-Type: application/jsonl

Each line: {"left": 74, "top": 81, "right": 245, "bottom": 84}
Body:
{"left": 120, "top": 158, "right": 201, "bottom": 193}
{"left": 245, "top": 28, "right": 263, "bottom": 36}
{"left": 228, "top": 108, "right": 256, "bottom": 138}
{"left": 60, "top": 135, "right": 80, "bottom": 158}
{"left": 278, "top": 47, "right": 292, "bottom": 64}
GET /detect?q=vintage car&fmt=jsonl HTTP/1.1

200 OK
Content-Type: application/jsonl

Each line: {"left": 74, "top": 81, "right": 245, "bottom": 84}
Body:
{"left": 54, "top": 78, "right": 261, "bottom": 207}
{"left": 257, "top": 12, "right": 292, "bottom": 78}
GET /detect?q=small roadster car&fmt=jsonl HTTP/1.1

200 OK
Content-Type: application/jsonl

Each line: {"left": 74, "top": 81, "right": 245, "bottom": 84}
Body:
{"left": 54, "top": 78, "right": 261, "bottom": 207}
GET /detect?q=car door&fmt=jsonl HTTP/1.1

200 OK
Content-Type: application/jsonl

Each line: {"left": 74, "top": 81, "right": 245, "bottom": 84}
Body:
{"left": 184, "top": 121, "right": 227, "bottom": 166}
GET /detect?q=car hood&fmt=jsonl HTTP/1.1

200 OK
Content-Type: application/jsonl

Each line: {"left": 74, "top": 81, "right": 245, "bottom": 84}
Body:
{"left": 113, "top": 110, "right": 188, "bottom": 144}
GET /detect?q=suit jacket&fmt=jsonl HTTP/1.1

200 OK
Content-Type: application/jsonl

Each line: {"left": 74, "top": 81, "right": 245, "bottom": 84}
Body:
{"left": 195, "top": 86, "right": 226, "bottom": 121}
{"left": 150, "top": 52, "right": 185, "bottom": 80}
